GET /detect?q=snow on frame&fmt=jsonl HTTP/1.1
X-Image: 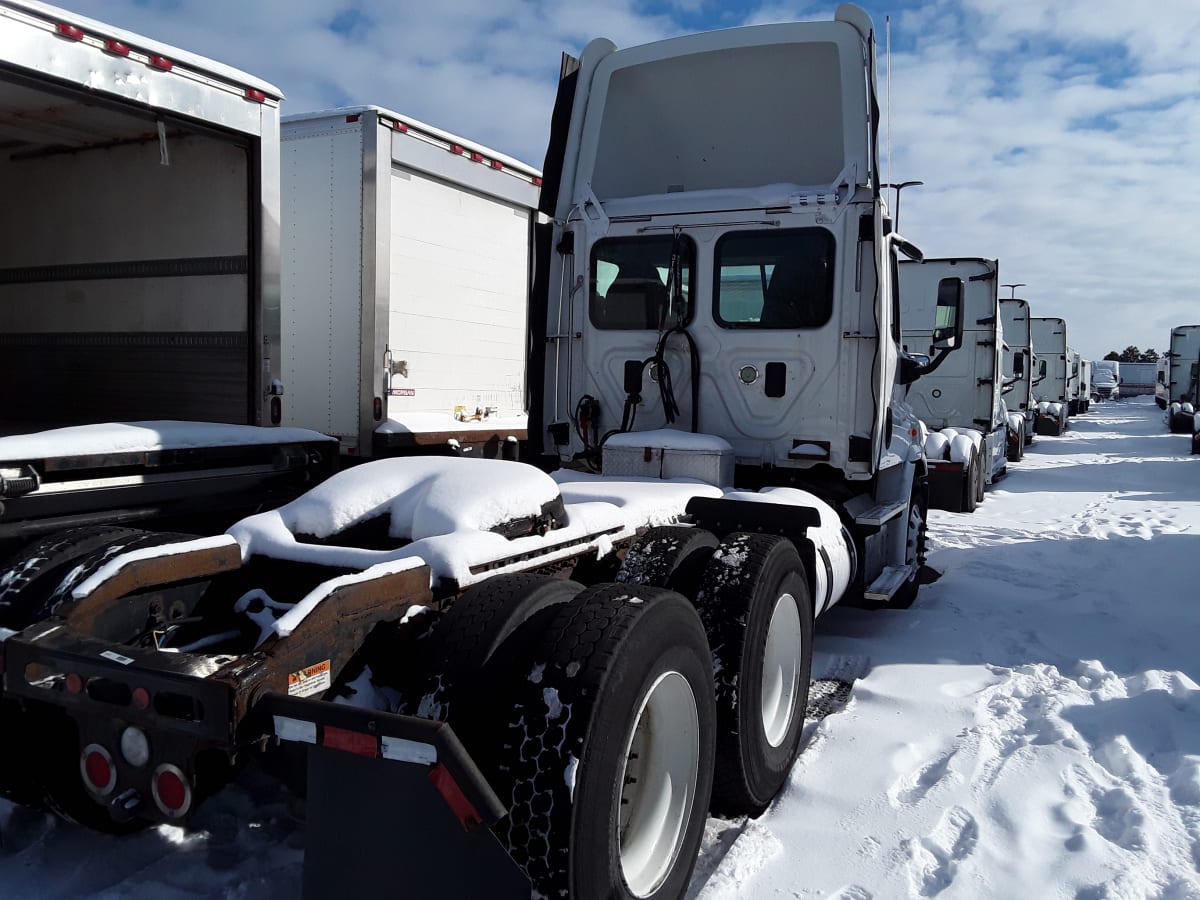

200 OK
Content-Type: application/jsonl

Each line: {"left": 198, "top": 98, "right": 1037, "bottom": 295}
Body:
{"left": 0, "top": 421, "right": 334, "bottom": 463}
{"left": 375, "top": 412, "right": 527, "bottom": 435}
{"left": 69, "top": 535, "right": 240, "bottom": 601}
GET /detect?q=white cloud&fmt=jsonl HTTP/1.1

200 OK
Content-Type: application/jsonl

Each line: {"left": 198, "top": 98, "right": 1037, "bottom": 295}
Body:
{"left": 45, "top": 0, "right": 1200, "bottom": 356}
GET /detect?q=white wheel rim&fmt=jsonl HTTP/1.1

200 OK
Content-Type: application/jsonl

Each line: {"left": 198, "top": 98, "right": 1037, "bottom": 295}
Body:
{"left": 618, "top": 670, "right": 700, "bottom": 898}
{"left": 760, "top": 592, "right": 802, "bottom": 748}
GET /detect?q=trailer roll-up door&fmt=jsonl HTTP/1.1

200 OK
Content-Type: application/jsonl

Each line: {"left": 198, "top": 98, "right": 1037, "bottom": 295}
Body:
{"left": 386, "top": 167, "right": 529, "bottom": 421}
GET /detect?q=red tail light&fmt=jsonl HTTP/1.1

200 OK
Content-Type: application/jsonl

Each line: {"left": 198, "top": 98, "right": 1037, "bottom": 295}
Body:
{"left": 132, "top": 686, "right": 151, "bottom": 710}
{"left": 65, "top": 672, "right": 84, "bottom": 694}
{"left": 81, "top": 744, "right": 117, "bottom": 796}
{"left": 152, "top": 764, "right": 192, "bottom": 818}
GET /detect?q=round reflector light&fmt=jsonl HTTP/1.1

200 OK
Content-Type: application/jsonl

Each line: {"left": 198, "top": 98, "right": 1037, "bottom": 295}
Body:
{"left": 65, "top": 673, "right": 84, "bottom": 694}
{"left": 120, "top": 726, "right": 151, "bottom": 767}
{"left": 80, "top": 744, "right": 116, "bottom": 795}
{"left": 132, "top": 687, "right": 151, "bottom": 710}
{"left": 152, "top": 764, "right": 192, "bottom": 818}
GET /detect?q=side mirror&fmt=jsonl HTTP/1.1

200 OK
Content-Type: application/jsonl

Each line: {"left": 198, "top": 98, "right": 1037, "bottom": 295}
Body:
{"left": 930, "top": 277, "right": 963, "bottom": 351}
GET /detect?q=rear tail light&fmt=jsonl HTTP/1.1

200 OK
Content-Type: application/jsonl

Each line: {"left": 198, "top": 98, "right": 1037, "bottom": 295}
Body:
{"left": 132, "top": 686, "right": 151, "bottom": 710}
{"left": 152, "top": 764, "right": 192, "bottom": 818}
{"left": 65, "top": 672, "right": 84, "bottom": 694}
{"left": 81, "top": 744, "right": 117, "bottom": 796}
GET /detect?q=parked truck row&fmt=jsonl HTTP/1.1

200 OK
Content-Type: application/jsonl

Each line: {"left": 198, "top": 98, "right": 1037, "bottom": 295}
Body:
{"left": 1153, "top": 325, "right": 1200, "bottom": 451}
{"left": 0, "top": 2, "right": 1140, "bottom": 898}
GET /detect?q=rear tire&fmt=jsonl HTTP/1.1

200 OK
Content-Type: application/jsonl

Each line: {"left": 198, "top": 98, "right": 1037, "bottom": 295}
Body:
{"left": 693, "top": 533, "right": 813, "bottom": 816}
{"left": 0, "top": 526, "right": 167, "bottom": 628}
{"left": 494, "top": 583, "right": 716, "bottom": 900}
{"left": 892, "top": 480, "right": 929, "bottom": 610}
{"left": 408, "top": 574, "right": 583, "bottom": 737}
{"left": 616, "top": 525, "right": 718, "bottom": 597}
{"left": 962, "top": 453, "right": 979, "bottom": 513}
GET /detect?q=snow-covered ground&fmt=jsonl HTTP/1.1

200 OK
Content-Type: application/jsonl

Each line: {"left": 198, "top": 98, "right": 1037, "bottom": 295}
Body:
{"left": 1, "top": 396, "right": 1197, "bottom": 898}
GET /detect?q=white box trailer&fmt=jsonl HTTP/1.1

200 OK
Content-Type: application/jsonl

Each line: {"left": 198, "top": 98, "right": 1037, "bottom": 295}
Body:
{"left": 1031, "top": 316, "right": 1070, "bottom": 435}
{"left": 280, "top": 107, "right": 541, "bottom": 458}
{"left": 1164, "top": 325, "right": 1200, "bottom": 432}
{"left": 900, "top": 257, "right": 1007, "bottom": 513}
{"left": 0, "top": 0, "right": 333, "bottom": 550}
{"left": 1000, "top": 298, "right": 1036, "bottom": 450}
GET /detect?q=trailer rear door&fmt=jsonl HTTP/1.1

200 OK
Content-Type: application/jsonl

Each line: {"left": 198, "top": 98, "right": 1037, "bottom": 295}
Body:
{"left": 385, "top": 169, "right": 528, "bottom": 419}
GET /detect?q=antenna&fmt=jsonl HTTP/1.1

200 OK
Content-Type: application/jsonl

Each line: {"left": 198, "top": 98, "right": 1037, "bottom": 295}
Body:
{"left": 886, "top": 16, "right": 891, "bottom": 195}
{"left": 1001, "top": 283, "right": 1026, "bottom": 299}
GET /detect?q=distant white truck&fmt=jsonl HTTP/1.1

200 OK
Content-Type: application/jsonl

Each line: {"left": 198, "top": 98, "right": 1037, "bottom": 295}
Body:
{"left": 1164, "top": 325, "right": 1200, "bottom": 433}
{"left": 901, "top": 258, "right": 1007, "bottom": 512}
{"left": 1000, "top": 298, "right": 1037, "bottom": 453}
{"left": 1066, "top": 349, "right": 1086, "bottom": 415}
{"left": 1031, "top": 316, "right": 1070, "bottom": 435}
{"left": 1091, "top": 360, "right": 1120, "bottom": 401}
{"left": 1156, "top": 357, "right": 1170, "bottom": 409}
{"left": 280, "top": 107, "right": 542, "bottom": 459}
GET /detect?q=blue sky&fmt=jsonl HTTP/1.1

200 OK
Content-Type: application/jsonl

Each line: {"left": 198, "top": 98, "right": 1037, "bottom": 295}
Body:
{"left": 53, "top": 0, "right": 1200, "bottom": 358}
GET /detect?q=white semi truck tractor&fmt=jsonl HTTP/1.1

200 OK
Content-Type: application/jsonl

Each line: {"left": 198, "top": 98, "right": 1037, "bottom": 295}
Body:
{"left": 900, "top": 258, "right": 1008, "bottom": 513}
{"left": 0, "top": 6, "right": 960, "bottom": 899}
{"left": 1000, "top": 297, "right": 1037, "bottom": 454}
{"left": 1031, "top": 316, "right": 1070, "bottom": 435}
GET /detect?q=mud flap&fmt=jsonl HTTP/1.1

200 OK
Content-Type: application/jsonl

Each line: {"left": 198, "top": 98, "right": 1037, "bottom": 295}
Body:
{"left": 1034, "top": 415, "right": 1063, "bottom": 436}
{"left": 926, "top": 465, "right": 966, "bottom": 512}
{"left": 257, "top": 694, "right": 530, "bottom": 900}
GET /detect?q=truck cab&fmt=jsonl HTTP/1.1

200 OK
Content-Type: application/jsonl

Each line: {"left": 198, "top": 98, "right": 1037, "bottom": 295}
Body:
{"left": 900, "top": 258, "right": 1006, "bottom": 512}
{"left": 1165, "top": 325, "right": 1200, "bottom": 433}
{"left": 1092, "top": 360, "right": 1120, "bottom": 401}
{"left": 1000, "top": 298, "right": 1037, "bottom": 451}
{"left": 1030, "top": 316, "right": 1070, "bottom": 435}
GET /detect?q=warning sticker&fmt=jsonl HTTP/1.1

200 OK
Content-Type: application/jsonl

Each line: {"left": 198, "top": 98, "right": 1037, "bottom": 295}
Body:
{"left": 100, "top": 649, "right": 135, "bottom": 666}
{"left": 388, "top": 387, "right": 416, "bottom": 397}
{"left": 287, "top": 660, "right": 332, "bottom": 698}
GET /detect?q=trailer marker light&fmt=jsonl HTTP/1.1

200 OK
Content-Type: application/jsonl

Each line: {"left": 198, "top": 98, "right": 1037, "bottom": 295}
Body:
{"left": 429, "top": 763, "right": 482, "bottom": 831}
{"left": 449, "top": 143, "right": 465, "bottom": 155}
{"left": 272, "top": 715, "right": 317, "bottom": 744}
{"left": 470, "top": 151, "right": 484, "bottom": 163}
{"left": 132, "top": 686, "right": 151, "bottom": 710}
{"left": 148, "top": 54, "right": 173, "bottom": 71}
{"left": 104, "top": 39, "right": 130, "bottom": 56}
{"left": 245, "top": 88, "right": 267, "bottom": 103}
{"left": 490, "top": 160, "right": 503, "bottom": 170}
{"left": 381, "top": 736, "right": 437, "bottom": 765}
{"left": 152, "top": 764, "right": 192, "bottom": 817}
{"left": 81, "top": 744, "right": 117, "bottom": 796}
{"left": 393, "top": 121, "right": 409, "bottom": 133}
{"left": 345, "top": 114, "right": 360, "bottom": 123}
{"left": 322, "top": 726, "right": 378, "bottom": 758}
{"left": 56, "top": 23, "right": 84, "bottom": 41}
{"left": 373, "top": 397, "right": 382, "bottom": 421}
{"left": 66, "top": 672, "right": 84, "bottom": 694}
{"left": 533, "top": 176, "right": 543, "bottom": 187}
{"left": 120, "top": 726, "right": 150, "bottom": 767}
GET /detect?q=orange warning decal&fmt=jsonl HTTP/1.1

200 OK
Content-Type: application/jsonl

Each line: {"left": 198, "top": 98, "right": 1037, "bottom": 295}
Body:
{"left": 287, "top": 659, "right": 332, "bottom": 698}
